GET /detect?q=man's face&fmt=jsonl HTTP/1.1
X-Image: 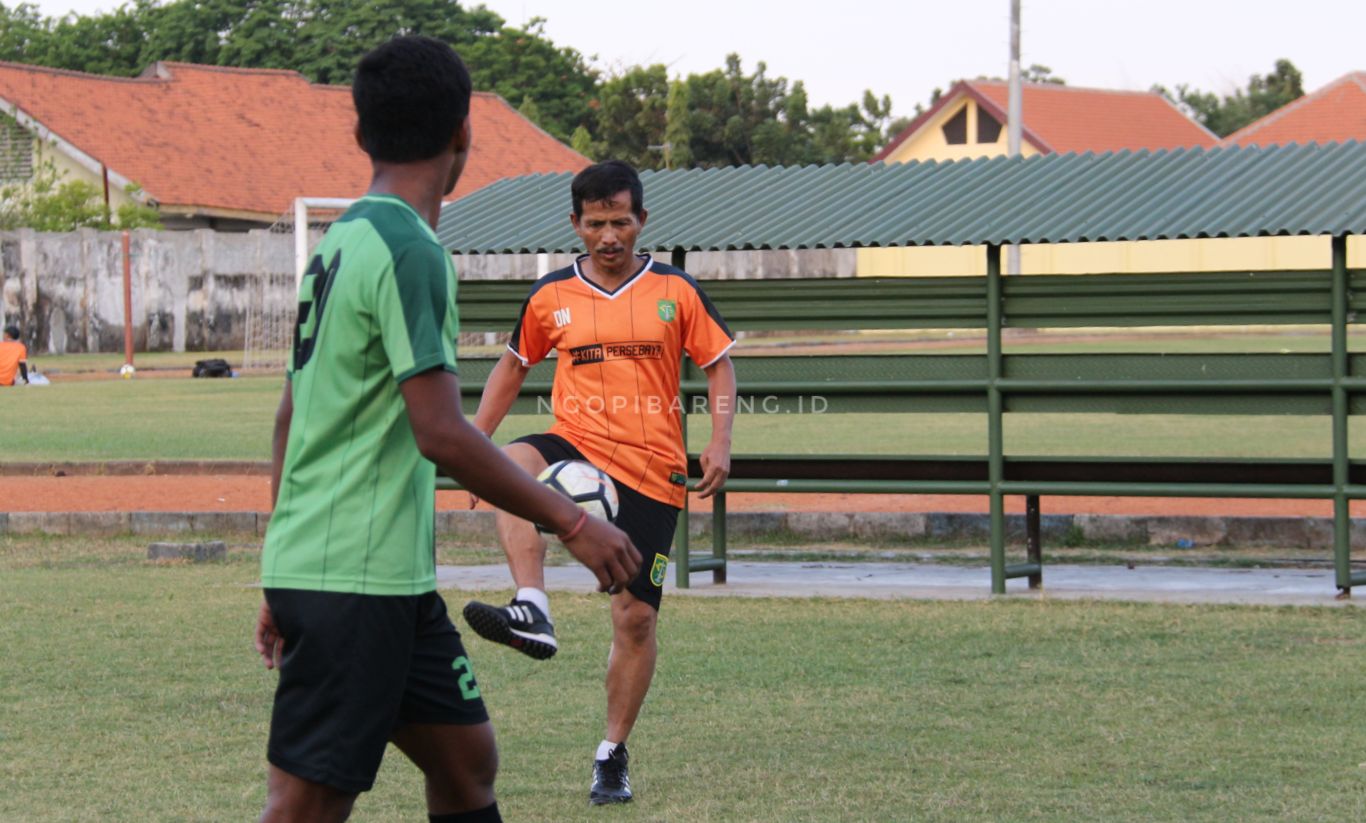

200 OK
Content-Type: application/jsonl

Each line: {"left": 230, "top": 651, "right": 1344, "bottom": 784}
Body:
{"left": 571, "top": 190, "right": 646, "bottom": 278}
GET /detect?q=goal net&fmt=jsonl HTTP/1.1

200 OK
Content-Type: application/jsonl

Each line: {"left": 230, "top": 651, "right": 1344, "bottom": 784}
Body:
{"left": 244, "top": 197, "right": 355, "bottom": 371}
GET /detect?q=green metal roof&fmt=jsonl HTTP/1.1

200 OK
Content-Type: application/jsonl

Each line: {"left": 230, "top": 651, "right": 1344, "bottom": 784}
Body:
{"left": 436, "top": 141, "right": 1365, "bottom": 253}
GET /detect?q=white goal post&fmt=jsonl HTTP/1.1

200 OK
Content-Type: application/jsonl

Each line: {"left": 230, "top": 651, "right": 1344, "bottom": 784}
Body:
{"left": 242, "top": 197, "right": 357, "bottom": 371}
{"left": 292, "top": 197, "right": 358, "bottom": 286}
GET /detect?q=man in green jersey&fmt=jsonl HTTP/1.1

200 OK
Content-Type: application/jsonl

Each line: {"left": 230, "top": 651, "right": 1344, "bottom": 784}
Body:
{"left": 253, "top": 36, "right": 640, "bottom": 823}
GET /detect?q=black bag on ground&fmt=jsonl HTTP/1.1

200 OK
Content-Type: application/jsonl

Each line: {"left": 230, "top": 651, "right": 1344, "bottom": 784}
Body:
{"left": 192, "top": 358, "right": 233, "bottom": 378}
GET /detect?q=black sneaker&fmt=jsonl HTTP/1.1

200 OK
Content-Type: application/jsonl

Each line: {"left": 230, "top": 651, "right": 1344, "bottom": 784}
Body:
{"left": 462, "top": 599, "right": 558, "bottom": 660}
{"left": 590, "top": 743, "right": 632, "bottom": 805}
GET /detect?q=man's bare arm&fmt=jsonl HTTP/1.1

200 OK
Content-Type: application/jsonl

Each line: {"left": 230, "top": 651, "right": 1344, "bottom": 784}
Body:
{"left": 270, "top": 384, "right": 293, "bottom": 510}
{"left": 695, "top": 354, "right": 735, "bottom": 498}
{"left": 472, "top": 349, "right": 532, "bottom": 437}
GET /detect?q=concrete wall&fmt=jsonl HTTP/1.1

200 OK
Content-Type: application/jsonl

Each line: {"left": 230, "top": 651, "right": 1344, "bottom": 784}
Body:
{"left": 0, "top": 228, "right": 294, "bottom": 354}
{"left": 0, "top": 228, "right": 854, "bottom": 354}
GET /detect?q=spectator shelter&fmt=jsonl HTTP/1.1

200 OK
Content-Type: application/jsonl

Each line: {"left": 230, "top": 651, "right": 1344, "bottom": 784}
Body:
{"left": 437, "top": 141, "right": 1366, "bottom": 596}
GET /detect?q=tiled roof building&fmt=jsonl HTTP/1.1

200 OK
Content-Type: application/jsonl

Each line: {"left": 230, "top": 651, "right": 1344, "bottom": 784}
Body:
{"left": 1223, "top": 72, "right": 1366, "bottom": 148}
{"left": 0, "top": 60, "right": 588, "bottom": 229}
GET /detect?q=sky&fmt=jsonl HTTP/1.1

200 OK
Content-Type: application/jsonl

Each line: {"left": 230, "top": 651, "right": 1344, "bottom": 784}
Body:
{"left": 23, "top": 0, "right": 1366, "bottom": 117}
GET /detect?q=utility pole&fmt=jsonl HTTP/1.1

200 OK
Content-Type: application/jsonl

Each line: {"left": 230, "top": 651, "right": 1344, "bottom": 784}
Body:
{"left": 1007, "top": 0, "right": 1022, "bottom": 276}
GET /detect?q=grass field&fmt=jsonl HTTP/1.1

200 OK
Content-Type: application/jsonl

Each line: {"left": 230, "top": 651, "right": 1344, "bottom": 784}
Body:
{"left": 25, "top": 329, "right": 1366, "bottom": 375}
{"left": 2, "top": 373, "right": 1355, "bottom": 462}
{"left": 2, "top": 534, "right": 1364, "bottom": 821}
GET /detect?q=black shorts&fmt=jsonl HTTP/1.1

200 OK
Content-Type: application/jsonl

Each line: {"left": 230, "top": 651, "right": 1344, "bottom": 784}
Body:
{"left": 263, "top": 588, "right": 488, "bottom": 794}
{"left": 513, "top": 433, "right": 680, "bottom": 610}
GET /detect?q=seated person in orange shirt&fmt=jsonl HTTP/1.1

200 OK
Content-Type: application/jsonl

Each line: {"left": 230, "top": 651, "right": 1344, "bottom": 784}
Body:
{"left": 463, "top": 160, "right": 737, "bottom": 806}
{"left": 0, "top": 325, "right": 28, "bottom": 386}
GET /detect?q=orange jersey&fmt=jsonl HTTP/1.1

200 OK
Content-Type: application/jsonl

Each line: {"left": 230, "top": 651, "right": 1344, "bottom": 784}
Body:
{"left": 510, "top": 254, "right": 734, "bottom": 507}
{"left": 0, "top": 339, "right": 26, "bottom": 386}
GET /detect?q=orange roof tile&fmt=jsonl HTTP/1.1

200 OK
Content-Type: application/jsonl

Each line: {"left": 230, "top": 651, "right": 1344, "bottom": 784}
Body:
{"left": 0, "top": 60, "right": 588, "bottom": 218}
{"left": 1223, "top": 72, "right": 1366, "bottom": 148}
{"left": 874, "top": 79, "right": 1216, "bottom": 162}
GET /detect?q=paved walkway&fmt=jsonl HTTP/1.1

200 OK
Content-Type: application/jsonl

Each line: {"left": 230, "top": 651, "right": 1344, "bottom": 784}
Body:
{"left": 437, "top": 561, "right": 1360, "bottom": 607}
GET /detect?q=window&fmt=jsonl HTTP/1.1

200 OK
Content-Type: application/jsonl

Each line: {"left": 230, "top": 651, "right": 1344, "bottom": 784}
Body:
{"left": 977, "top": 108, "right": 1003, "bottom": 143}
{"left": 941, "top": 107, "right": 967, "bottom": 145}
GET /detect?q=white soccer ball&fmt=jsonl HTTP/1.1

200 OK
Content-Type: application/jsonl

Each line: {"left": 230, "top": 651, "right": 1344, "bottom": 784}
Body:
{"left": 537, "top": 459, "right": 619, "bottom": 536}
{"left": 119, "top": 363, "right": 136, "bottom": 379}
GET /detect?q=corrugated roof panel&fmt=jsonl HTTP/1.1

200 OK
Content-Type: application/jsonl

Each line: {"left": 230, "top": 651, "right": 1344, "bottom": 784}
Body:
{"left": 436, "top": 141, "right": 1366, "bottom": 252}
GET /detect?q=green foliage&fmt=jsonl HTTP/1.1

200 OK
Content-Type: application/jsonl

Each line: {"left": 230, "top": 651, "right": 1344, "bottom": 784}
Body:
{"left": 663, "top": 80, "right": 692, "bottom": 169}
{"left": 569, "top": 125, "right": 597, "bottom": 160}
{"left": 1022, "top": 63, "right": 1065, "bottom": 85}
{"left": 0, "top": 153, "right": 162, "bottom": 231}
{"left": 1154, "top": 58, "right": 1305, "bottom": 137}
{"left": 463, "top": 18, "right": 597, "bottom": 142}
{"left": 593, "top": 63, "right": 669, "bottom": 168}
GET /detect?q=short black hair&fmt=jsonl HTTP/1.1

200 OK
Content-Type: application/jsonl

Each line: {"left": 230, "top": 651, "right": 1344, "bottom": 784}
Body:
{"left": 571, "top": 160, "right": 644, "bottom": 218}
{"left": 3, "top": 325, "right": 18, "bottom": 340}
{"left": 353, "top": 35, "right": 472, "bottom": 163}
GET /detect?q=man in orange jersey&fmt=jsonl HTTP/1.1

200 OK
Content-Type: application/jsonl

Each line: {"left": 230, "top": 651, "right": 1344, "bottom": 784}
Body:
{"left": 0, "top": 325, "right": 28, "bottom": 386}
{"left": 463, "top": 160, "right": 736, "bottom": 805}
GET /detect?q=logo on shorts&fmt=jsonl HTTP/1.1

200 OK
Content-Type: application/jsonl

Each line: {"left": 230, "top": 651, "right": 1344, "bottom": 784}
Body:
{"left": 650, "top": 553, "right": 668, "bottom": 587}
{"left": 657, "top": 299, "right": 676, "bottom": 322}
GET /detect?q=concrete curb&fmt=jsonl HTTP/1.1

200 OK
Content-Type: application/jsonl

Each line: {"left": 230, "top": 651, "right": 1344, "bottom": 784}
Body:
{"left": 4, "top": 508, "right": 1366, "bottom": 550}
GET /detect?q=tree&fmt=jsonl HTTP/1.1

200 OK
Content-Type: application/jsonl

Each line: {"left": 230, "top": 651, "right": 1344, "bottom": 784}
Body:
{"left": 1022, "top": 63, "right": 1064, "bottom": 85}
{"left": 0, "top": 154, "right": 161, "bottom": 231}
{"left": 593, "top": 64, "right": 669, "bottom": 168}
{"left": 463, "top": 17, "right": 598, "bottom": 142}
{"left": 570, "top": 125, "right": 598, "bottom": 160}
{"left": 663, "top": 80, "right": 692, "bottom": 169}
{"left": 1154, "top": 59, "right": 1304, "bottom": 137}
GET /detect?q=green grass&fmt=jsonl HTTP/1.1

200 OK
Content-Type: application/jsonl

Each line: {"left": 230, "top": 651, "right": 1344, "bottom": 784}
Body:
{"left": 30, "top": 349, "right": 245, "bottom": 373}
{"left": 2, "top": 534, "right": 1365, "bottom": 821}
{"left": 2, "top": 373, "right": 1356, "bottom": 462}
{"left": 31, "top": 329, "right": 1366, "bottom": 376}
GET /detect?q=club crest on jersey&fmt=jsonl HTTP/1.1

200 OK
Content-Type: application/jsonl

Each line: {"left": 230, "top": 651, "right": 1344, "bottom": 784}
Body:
{"left": 657, "top": 299, "right": 676, "bottom": 323}
{"left": 650, "top": 553, "right": 669, "bottom": 587}
{"left": 553, "top": 307, "right": 572, "bottom": 328}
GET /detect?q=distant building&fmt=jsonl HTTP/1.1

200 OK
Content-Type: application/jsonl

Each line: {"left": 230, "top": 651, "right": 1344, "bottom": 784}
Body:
{"left": 0, "top": 60, "right": 588, "bottom": 230}
{"left": 1223, "top": 71, "right": 1366, "bottom": 148}
{"left": 864, "top": 78, "right": 1361, "bottom": 277}
{"left": 875, "top": 78, "right": 1215, "bottom": 164}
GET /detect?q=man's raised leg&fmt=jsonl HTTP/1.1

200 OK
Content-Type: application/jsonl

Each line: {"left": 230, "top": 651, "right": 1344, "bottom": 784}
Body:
{"left": 463, "top": 443, "right": 559, "bottom": 659}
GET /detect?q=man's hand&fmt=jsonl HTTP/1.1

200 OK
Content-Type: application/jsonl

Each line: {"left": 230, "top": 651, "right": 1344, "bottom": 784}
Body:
{"left": 562, "top": 515, "right": 642, "bottom": 593}
{"left": 254, "top": 599, "right": 283, "bottom": 670}
{"left": 695, "top": 439, "right": 731, "bottom": 499}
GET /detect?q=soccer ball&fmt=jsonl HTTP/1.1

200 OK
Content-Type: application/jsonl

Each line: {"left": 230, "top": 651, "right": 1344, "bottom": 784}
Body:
{"left": 119, "top": 364, "right": 135, "bottom": 379}
{"left": 536, "top": 460, "right": 619, "bottom": 536}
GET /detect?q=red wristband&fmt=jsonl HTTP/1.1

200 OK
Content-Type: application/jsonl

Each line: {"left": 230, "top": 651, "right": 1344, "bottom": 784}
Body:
{"left": 557, "top": 509, "right": 589, "bottom": 542}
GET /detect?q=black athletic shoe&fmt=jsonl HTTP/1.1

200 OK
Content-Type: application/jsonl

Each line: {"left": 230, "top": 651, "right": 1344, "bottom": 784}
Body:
{"left": 462, "top": 599, "right": 558, "bottom": 660}
{"left": 590, "top": 743, "right": 632, "bottom": 805}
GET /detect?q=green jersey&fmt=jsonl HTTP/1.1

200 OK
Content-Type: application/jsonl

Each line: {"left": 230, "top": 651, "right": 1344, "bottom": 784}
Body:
{"left": 262, "top": 195, "right": 458, "bottom": 595}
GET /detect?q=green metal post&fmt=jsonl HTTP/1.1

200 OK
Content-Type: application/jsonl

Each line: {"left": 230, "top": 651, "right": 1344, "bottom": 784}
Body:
{"left": 1331, "top": 235, "right": 1351, "bottom": 594}
{"left": 987, "top": 243, "right": 1006, "bottom": 594}
{"left": 1026, "top": 494, "right": 1041, "bottom": 589}
{"left": 713, "top": 490, "right": 727, "bottom": 583}
{"left": 673, "top": 247, "right": 692, "bottom": 589}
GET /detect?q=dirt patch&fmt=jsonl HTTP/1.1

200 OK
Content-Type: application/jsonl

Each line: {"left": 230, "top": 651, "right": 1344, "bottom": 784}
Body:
{"left": 6, "top": 474, "right": 1361, "bottom": 517}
